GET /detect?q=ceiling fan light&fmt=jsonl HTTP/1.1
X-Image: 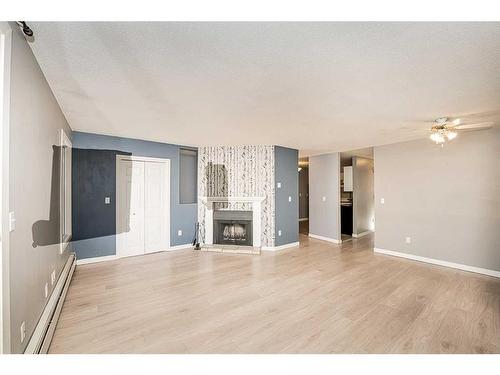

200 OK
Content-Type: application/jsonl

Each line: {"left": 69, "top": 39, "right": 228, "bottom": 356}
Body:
{"left": 446, "top": 130, "right": 458, "bottom": 140}
{"left": 430, "top": 132, "right": 445, "bottom": 144}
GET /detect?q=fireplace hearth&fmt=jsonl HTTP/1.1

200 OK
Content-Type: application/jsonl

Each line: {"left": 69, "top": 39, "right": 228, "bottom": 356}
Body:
{"left": 213, "top": 210, "right": 253, "bottom": 246}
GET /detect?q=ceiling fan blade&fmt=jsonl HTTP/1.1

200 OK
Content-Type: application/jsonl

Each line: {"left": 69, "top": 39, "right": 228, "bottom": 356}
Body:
{"left": 454, "top": 122, "right": 494, "bottom": 131}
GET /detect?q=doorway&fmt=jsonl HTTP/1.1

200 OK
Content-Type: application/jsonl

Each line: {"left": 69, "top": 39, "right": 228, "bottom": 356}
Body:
{"left": 339, "top": 148, "right": 374, "bottom": 242}
{"left": 116, "top": 156, "right": 170, "bottom": 258}
{"left": 298, "top": 157, "right": 309, "bottom": 235}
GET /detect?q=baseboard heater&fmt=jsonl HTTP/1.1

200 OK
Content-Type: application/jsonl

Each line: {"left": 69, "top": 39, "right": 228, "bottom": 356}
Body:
{"left": 24, "top": 253, "right": 76, "bottom": 354}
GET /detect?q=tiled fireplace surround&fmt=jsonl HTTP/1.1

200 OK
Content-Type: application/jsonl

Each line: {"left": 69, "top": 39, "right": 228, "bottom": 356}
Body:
{"left": 198, "top": 146, "right": 276, "bottom": 249}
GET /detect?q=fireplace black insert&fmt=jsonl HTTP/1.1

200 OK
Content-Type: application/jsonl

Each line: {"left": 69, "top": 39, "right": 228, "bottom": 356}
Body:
{"left": 213, "top": 210, "right": 253, "bottom": 246}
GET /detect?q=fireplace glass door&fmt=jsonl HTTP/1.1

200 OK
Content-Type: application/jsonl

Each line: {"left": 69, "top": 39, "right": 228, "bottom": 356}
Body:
{"left": 215, "top": 220, "right": 252, "bottom": 246}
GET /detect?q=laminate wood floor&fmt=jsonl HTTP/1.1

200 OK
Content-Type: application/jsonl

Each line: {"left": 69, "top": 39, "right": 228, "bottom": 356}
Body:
{"left": 49, "top": 234, "right": 500, "bottom": 353}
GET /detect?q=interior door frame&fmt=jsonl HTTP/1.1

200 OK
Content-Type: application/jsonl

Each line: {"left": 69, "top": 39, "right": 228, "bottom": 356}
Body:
{"left": 115, "top": 155, "right": 171, "bottom": 258}
{"left": 59, "top": 128, "right": 72, "bottom": 254}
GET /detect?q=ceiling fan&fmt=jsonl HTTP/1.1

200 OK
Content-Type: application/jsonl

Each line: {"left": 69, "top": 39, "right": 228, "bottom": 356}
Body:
{"left": 429, "top": 117, "right": 493, "bottom": 145}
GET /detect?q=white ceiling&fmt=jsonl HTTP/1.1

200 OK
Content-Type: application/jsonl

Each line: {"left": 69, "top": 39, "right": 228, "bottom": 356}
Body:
{"left": 28, "top": 22, "right": 500, "bottom": 156}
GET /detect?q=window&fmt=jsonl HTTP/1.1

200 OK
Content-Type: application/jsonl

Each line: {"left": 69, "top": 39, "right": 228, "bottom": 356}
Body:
{"left": 179, "top": 148, "right": 197, "bottom": 204}
{"left": 60, "top": 129, "right": 72, "bottom": 253}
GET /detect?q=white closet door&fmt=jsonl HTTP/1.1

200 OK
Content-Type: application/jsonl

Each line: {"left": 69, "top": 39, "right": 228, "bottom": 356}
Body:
{"left": 118, "top": 160, "right": 145, "bottom": 257}
{"left": 144, "top": 161, "right": 169, "bottom": 253}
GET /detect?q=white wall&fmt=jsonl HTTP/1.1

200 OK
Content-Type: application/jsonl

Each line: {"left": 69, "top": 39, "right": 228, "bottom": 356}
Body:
{"left": 309, "top": 153, "right": 341, "bottom": 242}
{"left": 374, "top": 127, "right": 500, "bottom": 273}
{"left": 0, "top": 22, "right": 12, "bottom": 354}
{"left": 8, "top": 24, "right": 72, "bottom": 353}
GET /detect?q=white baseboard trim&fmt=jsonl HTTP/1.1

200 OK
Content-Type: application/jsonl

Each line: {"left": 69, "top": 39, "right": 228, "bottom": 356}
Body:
{"left": 25, "top": 253, "right": 76, "bottom": 354}
{"left": 308, "top": 233, "right": 341, "bottom": 244}
{"left": 76, "top": 255, "right": 117, "bottom": 265}
{"left": 167, "top": 243, "right": 193, "bottom": 251}
{"left": 261, "top": 242, "right": 300, "bottom": 251}
{"left": 352, "top": 230, "right": 372, "bottom": 238}
{"left": 298, "top": 218, "right": 309, "bottom": 222}
{"left": 374, "top": 248, "right": 500, "bottom": 279}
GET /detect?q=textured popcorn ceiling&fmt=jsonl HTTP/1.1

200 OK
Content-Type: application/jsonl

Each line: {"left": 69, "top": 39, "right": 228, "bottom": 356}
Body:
{"left": 28, "top": 22, "right": 500, "bottom": 156}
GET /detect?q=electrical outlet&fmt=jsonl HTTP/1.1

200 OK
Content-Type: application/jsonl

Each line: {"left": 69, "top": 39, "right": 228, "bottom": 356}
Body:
{"left": 51, "top": 270, "right": 56, "bottom": 285}
{"left": 20, "top": 321, "right": 26, "bottom": 343}
{"left": 44, "top": 283, "right": 48, "bottom": 299}
{"left": 288, "top": 196, "right": 292, "bottom": 202}
{"left": 277, "top": 182, "right": 282, "bottom": 188}
{"left": 380, "top": 198, "right": 385, "bottom": 204}
{"left": 322, "top": 196, "right": 326, "bottom": 202}
{"left": 105, "top": 197, "right": 111, "bottom": 204}
{"left": 278, "top": 230, "right": 282, "bottom": 236}
{"left": 9, "top": 211, "right": 16, "bottom": 232}
{"left": 177, "top": 230, "right": 182, "bottom": 236}
{"left": 405, "top": 236, "right": 412, "bottom": 244}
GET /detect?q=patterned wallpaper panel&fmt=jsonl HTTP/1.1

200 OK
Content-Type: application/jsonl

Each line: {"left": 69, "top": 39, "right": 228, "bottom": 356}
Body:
{"left": 198, "top": 146, "right": 275, "bottom": 247}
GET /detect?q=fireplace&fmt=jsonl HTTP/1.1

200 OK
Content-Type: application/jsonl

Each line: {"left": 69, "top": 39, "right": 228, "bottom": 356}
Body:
{"left": 200, "top": 196, "right": 264, "bottom": 247}
{"left": 213, "top": 210, "right": 253, "bottom": 246}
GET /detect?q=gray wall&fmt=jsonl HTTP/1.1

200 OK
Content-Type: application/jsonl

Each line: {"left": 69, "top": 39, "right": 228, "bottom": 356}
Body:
{"left": 72, "top": 148, "right": 129, "bottom": 259}
{"left": 72, "top": 131, "right": 198, "bottom": 260}
{"left": 274, "top": 146, "right": 299, "bottom": 246}
{"left": 298, "top": 167, "right": 309, "bottom": 219}
{"left": 352, "top": 156, "right": 374, "bottom": 235}
{"left": 179, "top": 148, "right": 198, "bottom": 204}
{"left": 8, "top": 26, "right": 72, "bottom": 353}
{"left": 374, "top": 127, "right": 500, "bottom": 272}
{"left": 309, "top": 153, "right": 341, "bottom": 241}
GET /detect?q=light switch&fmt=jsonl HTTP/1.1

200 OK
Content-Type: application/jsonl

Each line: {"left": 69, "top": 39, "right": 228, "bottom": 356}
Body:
{"left": 105, "top": 197, "right": 111, "bottom": 204}
{"left": 9, "top": 211, "right": 16, "bottom": 232}
{"left": 380, "top": 198, "right": 385, "bottom": 204}
{"left": 20, "top": 322, "right": 26, "bottom": 343}
{"left": 277, "top": 182, "right": 282, "bottom": 188}
{"left": 178, "top": 230, "right": 182, "bottom": 236}
{"left": 288, "top": 196, "right": 292, "bottom": 202}
{"left": 322, "top": 196, "right": 326, "bottom": 202}
{"left": 405, "top": 236, "right": 411, "bottom": 244}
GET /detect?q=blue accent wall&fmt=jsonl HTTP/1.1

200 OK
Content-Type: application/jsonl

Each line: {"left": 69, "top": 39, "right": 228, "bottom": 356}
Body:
{"left": 274, "top": 146, "right": 299, "bottom": 246}
{"left": 72, "top": 131, "right": 198, "bottom": 259}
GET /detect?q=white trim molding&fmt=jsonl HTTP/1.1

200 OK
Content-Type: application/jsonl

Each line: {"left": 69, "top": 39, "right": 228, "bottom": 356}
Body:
{"left": 167, "top": 243, "right": 192, "bottom": 251}
{"left": 199, "top": 196, "right": 266, "bottom": 204}
{"left": 308, "top": 233, "right": 341, "bottom": 244}
{"left": 59, "top": 128, "right": 72, "bottom": 255}
{"left": 352, "top": 230, "right": 372, "bottom": 238}
{"left": 76, "top": 255, "right": 117, "bottom": 265}
{"left": 374, "top": 248, "right": 500, "bottom": 279}
{"left": 262, "top": 242, "right": 300, "bottom": 251}
{"left": 116, "top": 155, "right": 172, "bottom": 164}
